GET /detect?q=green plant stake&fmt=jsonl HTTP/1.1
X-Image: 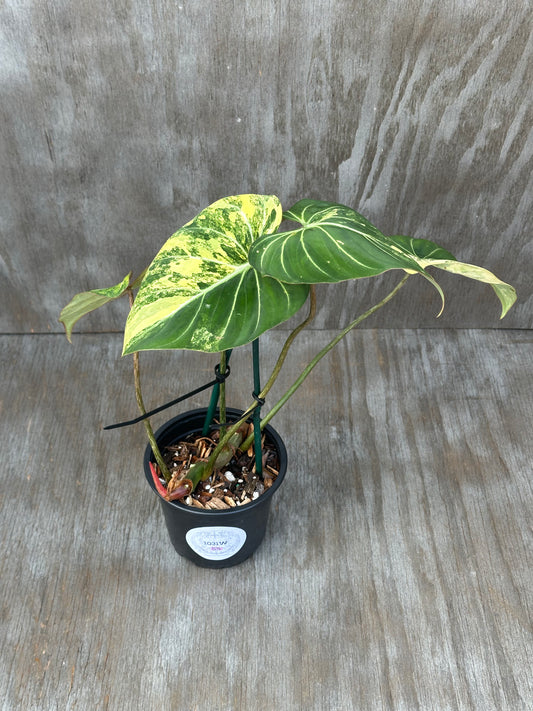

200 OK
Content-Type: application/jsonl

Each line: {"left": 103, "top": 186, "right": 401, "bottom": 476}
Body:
{"left": 252, "top": 338, "right": 263, "bottom": 477}
{"left": 202, "top": 349, "right": 232, "bottom": 436}
{"left": 218, "top": 349, "right": 229, "bottom": 437}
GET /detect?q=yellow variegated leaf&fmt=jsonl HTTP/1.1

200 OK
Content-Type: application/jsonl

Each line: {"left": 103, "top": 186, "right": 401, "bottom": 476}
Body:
{"left": 418, "top": 258, "right": 517, "bottom": 318}
{"left": 59, "top": 273, "right": 131, "bottom": 342}
{"left": 249, "top": 200, "right": 516, "bottom": 320}
{"left": 123, "top": 195, "right": 309, "bottom": 354}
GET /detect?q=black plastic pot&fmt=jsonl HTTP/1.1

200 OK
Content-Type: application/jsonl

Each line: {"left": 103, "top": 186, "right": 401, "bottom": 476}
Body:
{"left": 143, "top": 408, "right": 287, "bottom": 568}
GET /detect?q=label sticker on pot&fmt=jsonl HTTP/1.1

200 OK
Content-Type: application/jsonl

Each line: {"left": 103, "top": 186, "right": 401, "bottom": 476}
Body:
{"left": 185, "top": 526, "right": 247, "bottom": 561}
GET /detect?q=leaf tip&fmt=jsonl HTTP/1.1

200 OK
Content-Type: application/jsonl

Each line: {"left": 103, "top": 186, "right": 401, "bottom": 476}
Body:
{"left": 58, "top": 315, "right": 73, "bottom": 343}
{"left": 419, "top": 269, "right": 446, "bottom": 318}
{"left": 498, "top": 286, "right": 517, "bottom": 319}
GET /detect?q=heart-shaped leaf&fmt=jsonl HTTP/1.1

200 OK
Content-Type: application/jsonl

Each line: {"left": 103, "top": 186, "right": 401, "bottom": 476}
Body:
{"left": 249, "top": 200, "right": 428, "bottom": 282}
{"left": 123, "top": 195, "right": 309, "bottom": 354}
{"left": 249, "top": 199, "right": 516, "bottom": 318}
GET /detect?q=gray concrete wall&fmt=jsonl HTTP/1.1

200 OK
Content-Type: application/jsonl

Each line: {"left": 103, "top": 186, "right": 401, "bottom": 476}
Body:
{"left": 1, "top": 0, "right": 531, "bottom": 333}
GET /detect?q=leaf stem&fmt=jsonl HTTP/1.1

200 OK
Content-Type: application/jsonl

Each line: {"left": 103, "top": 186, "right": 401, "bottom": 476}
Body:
{"left": 243, "top": 274, "right": 411, "bottom": 446}
{"left": 198, "top": 287, "right": 318, "bottom": 476}
{"left": 128, "top": 289, "right": 171, "bottom": 483}
{"left": 260, "top": 285, "right": 317, "bottom": 400}
{"left": 189, "top": 276, "right": 408, "bottom": 483}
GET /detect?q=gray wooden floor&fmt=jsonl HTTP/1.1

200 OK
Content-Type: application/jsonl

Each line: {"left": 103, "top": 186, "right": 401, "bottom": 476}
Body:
{"left": 1, "top": 329, "right": 532, "bottom": 711}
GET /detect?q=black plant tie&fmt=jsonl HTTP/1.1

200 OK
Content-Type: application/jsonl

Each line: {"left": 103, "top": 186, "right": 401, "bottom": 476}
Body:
{"left": 214, "top": 363, "right": 231, "bottom": 382}
{"left": 252, "top": 392, "right": 265, "bottom": 407}
{"left": 104, "top": 369, "right": 230, "bottom": 430}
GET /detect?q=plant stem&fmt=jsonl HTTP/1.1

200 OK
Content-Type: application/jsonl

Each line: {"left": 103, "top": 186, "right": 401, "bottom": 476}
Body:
{"left": 199, "top": 286, "right": 317, "bottom": 476}
{"left": 259, "top": 285, "right": 317, "bottom": 401}
{"left": 127, "top": 289, "right": 171, "bottom": 483}
{"left": 199, "top": 411, "right": 252, "bottom": 480}
{"left": 241, "top": 274, "right": 411, "bottom": 448}
{"left": 198, "top": 276, "right": 408, "bottom": 480}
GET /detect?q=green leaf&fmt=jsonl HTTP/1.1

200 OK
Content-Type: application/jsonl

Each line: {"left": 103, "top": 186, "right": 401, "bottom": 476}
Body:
{"left": 59, "top": 273, "right": 131, "bottom": 342}
{"left": 249, "top": 199, "right": 449, "bottom": 310}
{"left": 386, "top": 234, "right": 456, "bottom": 262}
{"left": 249, "top": 200, "right": 427, "bottom": 282}
{"left": 249, "top": 199, "right": 516, "bottom": 319}
{"left": 123, "top": 195, "right": 309, "bottom": 354}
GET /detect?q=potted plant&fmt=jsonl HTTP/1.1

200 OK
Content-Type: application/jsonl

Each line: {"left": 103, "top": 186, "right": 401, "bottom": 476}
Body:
{"left": 60, "top": 194, "right": 516, "bottom": 567}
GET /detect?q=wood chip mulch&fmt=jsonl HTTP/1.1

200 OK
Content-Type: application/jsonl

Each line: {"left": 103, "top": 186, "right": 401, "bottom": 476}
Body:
{"left": 162, "top": 422, "right": 279, "bottom": 510}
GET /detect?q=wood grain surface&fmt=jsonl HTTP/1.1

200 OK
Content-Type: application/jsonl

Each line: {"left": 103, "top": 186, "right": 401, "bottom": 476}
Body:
{"left": 1, "top": 0, "right": 531, "bottom": 333}
{"left": 1, "top": 329, "right": 531, "bottom": 710}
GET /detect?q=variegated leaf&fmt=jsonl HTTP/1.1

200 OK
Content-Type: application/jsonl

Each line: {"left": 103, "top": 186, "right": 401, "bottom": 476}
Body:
{"left": 249, "top": 200, "right": 428, "bottom": 282}
{"left": 123, "top": 195, "right": 309, "bottom": 354}
{"left": 388, "top": 235, "right": 517, "bottom": 318}
{"left": 249, "top": 199, "right": 516, "bottom": 318}
{"left": 59, "top": 273, "right": 131, "bottom": 342}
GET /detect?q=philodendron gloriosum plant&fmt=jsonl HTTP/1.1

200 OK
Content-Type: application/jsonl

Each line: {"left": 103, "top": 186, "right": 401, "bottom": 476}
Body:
{"left": 60, "top": 194, "right": 516, "bottom": 500}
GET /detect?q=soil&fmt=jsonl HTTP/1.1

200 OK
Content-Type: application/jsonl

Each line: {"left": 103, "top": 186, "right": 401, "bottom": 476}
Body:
{"left": 160, "top": 422, "right": 280, "bottom": 510}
